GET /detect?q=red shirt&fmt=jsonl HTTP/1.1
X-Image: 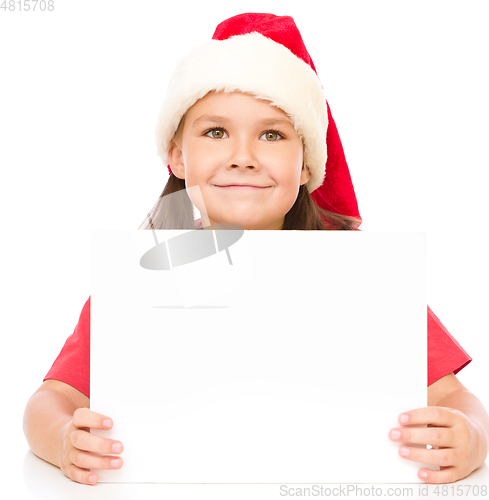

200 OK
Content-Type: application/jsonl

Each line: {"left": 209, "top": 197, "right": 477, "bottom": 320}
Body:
{"left": 44, "top": 297, "right": 472, "bottom": 398}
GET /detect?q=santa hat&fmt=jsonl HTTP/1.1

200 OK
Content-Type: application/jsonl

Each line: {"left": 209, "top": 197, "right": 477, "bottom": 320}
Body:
{"left": 156, "top": 13, "right": 361, "bottom": 224}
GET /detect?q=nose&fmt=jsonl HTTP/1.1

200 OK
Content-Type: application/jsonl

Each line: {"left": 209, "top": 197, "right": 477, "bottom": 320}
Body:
{"left": 226, "top": 136, "right": 259, "bottom": 170}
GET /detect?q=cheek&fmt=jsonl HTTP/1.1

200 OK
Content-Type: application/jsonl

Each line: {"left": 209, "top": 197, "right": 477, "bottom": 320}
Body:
{"left": 183, "top": 142, "right": 222, "bottom": 182}
{"left": 181, "top": 153, "right": 205, "bottom": 187}
{"left": 275, "top": 139, "right": 303, "bottom": 167}
{"left": 273, "top": 148, "right": 304, "bottom": 186}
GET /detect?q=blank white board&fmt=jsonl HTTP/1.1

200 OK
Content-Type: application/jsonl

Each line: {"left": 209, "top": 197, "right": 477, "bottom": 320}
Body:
{"left": 91, "top": 230, "right": 428, "bottom": 483}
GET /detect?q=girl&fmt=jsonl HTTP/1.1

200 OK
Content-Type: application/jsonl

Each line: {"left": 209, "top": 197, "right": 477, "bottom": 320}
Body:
{"left": 23, "top": 12, "right": 489, "bottom": 486}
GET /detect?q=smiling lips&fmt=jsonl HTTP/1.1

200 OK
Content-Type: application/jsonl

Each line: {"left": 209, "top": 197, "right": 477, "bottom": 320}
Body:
{"left": 214, "top": 184, "right": 270, "bottom": 190}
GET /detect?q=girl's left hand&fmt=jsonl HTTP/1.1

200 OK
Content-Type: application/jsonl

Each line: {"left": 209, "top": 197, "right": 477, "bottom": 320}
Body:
{"left": 389, "top": 406, "right": 484, "bottom": 484}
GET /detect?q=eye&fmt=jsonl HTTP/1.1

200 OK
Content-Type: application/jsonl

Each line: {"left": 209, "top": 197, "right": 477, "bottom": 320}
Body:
{"left": 260, "top": 130, "right": 283, "bottom": 141}
{"left": 205, "top": 128, "right": 227, "bottom": 139}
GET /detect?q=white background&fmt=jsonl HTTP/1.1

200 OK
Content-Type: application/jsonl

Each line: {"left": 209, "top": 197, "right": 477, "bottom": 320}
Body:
{"left": 1, "top": 0, "right": 488, "bottom": 495}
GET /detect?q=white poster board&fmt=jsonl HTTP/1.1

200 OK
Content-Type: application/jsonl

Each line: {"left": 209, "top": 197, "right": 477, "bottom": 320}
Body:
{"left": 91, "top": 230, "right": 428, "bottom": 483}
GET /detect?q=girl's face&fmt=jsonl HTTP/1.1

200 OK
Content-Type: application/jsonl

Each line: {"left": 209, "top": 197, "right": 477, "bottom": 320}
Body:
{"left": 169, "top": 91, "right": 310, "bottom": 230}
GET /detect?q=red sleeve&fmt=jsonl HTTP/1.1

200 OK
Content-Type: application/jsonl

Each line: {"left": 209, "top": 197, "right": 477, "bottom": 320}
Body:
{"left": 44, "top": 297, "right": 91, "bottom": 398}
{"left": 427, "top": 305, "right": 472, "bottom": 386}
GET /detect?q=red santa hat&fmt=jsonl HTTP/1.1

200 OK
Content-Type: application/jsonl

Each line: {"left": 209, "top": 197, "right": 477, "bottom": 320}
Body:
{"left": 156, "top": 13, "right": 361, "bottom": 224}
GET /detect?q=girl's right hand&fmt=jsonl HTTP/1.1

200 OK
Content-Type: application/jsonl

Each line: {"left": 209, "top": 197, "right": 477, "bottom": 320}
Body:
{"left": 58, "top": 408, "right": 124, "bottom": 485}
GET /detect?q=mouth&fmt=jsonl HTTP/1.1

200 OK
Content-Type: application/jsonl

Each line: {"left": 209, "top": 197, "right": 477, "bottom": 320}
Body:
{"left": 214, "top": 184, "right": 271, "bottom": 190}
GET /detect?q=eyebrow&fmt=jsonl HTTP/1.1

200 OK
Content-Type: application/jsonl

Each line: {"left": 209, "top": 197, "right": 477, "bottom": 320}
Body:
{"left": 192, "top": 114, "right": 294, "bottom": 128}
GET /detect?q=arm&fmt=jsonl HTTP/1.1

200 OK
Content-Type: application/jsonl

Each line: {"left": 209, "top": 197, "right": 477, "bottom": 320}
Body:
{"left": 23, "top": 380, "right": 124, "bottom": 485}
{"left": 429, "top": 372, "right": 489, "bottom": 456}
{"left": 389, "top": 372, "right": 489, "bottom": 483}
{"left": 428, "top": 374, "right": 489, "bottom": 473}
{"left": 23, "top": 380, "right": 87, "bottom": 467}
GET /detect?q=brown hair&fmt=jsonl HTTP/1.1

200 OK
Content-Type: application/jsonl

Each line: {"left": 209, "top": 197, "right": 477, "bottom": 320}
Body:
{"left": 138, "top": 172, "right": 361, "bottom": 231}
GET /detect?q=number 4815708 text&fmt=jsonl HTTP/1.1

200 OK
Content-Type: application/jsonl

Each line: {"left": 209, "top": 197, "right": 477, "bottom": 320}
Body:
{"left": 1, "top": 0, "right": 55, "bottom": 11}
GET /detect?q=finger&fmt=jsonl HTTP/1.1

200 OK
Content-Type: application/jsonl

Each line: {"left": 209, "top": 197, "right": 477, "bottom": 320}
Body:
{"left": 70, "top": 449, "right": 124, "bottom": 471}
{"left": 64, "top": 463, "right": 99, "bottom": 485}
{"left": 72, "top": 407, "right": 114, "bottom": 430}
{"left": 398, "top": 407, "right": 459, "bottom": 427}
{"left": 389, "top": 426, "right": 454, "bottom": 447}
{"left": 398, "top": 445, "right": 456, "bottom": 467}
{"left": 71, "top": 429, "right": 124, "bottom": 455}
{"left": 418, "top": 466, "right": 461, "bottom": 484}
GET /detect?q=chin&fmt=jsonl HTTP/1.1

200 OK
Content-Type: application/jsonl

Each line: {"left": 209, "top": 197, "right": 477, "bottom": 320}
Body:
{"left": 212, "top": 213, "right": 281, "bottom": 231}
